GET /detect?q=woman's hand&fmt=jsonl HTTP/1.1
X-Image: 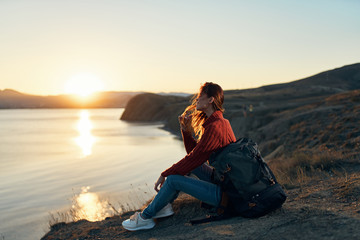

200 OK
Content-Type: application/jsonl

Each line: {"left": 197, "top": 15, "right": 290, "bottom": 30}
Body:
{"left": 179, "top": 112, "right": 192, "bottom": 132}
{"left": 154, "top": 175, "right": 165, "bottom": 192}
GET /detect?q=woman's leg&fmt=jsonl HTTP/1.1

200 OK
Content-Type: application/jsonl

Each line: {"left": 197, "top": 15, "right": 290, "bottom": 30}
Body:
{"left": 142, "top": 175, "right": 221, "bottom": 218}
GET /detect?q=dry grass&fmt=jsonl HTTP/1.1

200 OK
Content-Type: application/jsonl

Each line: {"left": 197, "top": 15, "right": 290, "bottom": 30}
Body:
{"left": 48, "top": 200, "right": 130, "bottom": 229}
{"left": 268, "top": 149, "right": 346, "bottom": 189}
{"left": 47, "top": 185, "right": 153, "bottom": 228}
{"left": 48, "top": 211, "right": 73, "bottom": 227}
{"left": 333, "top": 173, "right": 360, "bottom": 201}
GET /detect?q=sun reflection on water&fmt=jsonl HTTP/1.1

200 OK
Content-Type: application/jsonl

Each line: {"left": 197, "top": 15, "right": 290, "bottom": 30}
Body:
{"left": 71, "top": 186, "right": 117, "bottom": 222}
{"left": 75, "top": 110, "right": 96, "bottom": 157}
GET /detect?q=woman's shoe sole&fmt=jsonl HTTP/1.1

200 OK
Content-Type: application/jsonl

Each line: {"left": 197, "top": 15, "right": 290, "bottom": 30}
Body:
{"left": 122, "top": 222, "right": 156, "bottom": 231}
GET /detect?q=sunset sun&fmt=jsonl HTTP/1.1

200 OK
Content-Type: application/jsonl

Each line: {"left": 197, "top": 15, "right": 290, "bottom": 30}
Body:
{"left": 64, "top": 73, "right": 104, "bottom": 97}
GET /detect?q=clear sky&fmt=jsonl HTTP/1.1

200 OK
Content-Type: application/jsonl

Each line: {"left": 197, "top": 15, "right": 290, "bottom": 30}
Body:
{"left": 1, "top": 0, "right": 359, "bottom": 96}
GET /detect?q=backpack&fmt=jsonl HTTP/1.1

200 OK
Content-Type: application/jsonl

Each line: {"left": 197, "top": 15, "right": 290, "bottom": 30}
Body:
{"left": 190, "top": 138, "right": 286, "bottom": 224}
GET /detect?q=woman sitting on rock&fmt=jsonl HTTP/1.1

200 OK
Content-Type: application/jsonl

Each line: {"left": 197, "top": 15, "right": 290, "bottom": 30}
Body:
{"left": 122, "top": 82, "right": 236, "bottom": 231}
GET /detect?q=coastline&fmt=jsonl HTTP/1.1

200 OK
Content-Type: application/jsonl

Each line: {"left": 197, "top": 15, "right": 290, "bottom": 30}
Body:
{"left": 42, "top": 64, "right": 360, "bottom": 239}
{"left": 41, "top": 88, "right": 360, "bottom": 239}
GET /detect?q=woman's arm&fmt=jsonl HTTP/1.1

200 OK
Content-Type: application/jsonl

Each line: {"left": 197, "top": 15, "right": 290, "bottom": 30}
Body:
{"left": 181, "top": 129, "right": 197, "bottom": 154}
{"left": 161, "top": 123, "right": 221, "bottom": 177}
{"left": 179, "top": 114, "right": 197, "bottom": 154}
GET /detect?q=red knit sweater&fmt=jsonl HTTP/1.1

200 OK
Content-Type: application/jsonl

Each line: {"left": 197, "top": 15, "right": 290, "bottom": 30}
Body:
{"left": 161, "top": 110, "right": 236, "bottom": 177}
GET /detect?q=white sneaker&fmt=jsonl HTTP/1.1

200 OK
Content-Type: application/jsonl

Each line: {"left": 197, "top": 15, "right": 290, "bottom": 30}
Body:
{"left": 122, "top": 212, "right": 155, "bottom": 231}
{"left": 153, "top": 203, "right": 174, "bottom": 219}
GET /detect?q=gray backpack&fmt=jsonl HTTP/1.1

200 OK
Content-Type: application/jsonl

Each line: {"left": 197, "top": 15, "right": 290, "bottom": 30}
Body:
{"left": 209, "top": 138, "right": 286, "bottom": 218}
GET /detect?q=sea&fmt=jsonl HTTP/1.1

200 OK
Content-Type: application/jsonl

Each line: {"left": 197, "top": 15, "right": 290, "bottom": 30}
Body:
{"left": 0, "top": 109, "right": 186, "bottom": 240}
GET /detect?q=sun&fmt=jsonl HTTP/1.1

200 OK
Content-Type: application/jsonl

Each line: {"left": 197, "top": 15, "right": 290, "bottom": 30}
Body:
{"left": 64, "top": 73, "right": 104, "bottom": 97}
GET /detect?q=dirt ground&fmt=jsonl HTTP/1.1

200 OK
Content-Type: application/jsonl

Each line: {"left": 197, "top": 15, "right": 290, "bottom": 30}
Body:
{"left": 42, "top": 169, "right": 360, "bottom": 240}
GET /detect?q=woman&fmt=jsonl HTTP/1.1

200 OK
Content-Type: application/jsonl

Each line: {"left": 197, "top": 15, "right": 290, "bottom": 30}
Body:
{"left": 122, "top": 82, "right": 236, "bottom": 231}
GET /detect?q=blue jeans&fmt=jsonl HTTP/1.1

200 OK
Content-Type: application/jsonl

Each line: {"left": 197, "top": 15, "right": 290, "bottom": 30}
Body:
{"left": 142, "top": 163, "right": 221, "bottom": 219}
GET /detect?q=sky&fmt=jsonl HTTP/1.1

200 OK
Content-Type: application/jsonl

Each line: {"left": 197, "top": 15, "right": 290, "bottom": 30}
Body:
{"left": 1, "top": 0, "right": 359, "bottom": 96}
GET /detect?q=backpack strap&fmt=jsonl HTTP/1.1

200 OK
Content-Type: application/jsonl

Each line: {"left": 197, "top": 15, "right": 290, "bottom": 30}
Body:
{"left": 190, "top": 214, "right": 231, "bottom": 225}
{"left": 190, "top": 192, "right": 231, "bottom": 225}
{"left": 217, "top": 191, "right": 229, "bottom": 214}
{"left": 255, "top": 155, "right": 276, "bottom": 185}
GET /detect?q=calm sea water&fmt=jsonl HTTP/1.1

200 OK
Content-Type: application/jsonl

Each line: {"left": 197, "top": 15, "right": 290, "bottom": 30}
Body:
{"left": 0, "top": 109, "right": 185, "bottom": 240}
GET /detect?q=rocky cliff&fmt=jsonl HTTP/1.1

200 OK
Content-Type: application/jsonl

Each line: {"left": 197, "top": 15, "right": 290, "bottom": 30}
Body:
{"left": 120, "top": 93, "right": 192, "bottom": 134}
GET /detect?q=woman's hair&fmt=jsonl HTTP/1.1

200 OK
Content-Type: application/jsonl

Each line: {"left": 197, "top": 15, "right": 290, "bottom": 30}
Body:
{"left": 182, "top": 82, "right": 224, "bottom": 140}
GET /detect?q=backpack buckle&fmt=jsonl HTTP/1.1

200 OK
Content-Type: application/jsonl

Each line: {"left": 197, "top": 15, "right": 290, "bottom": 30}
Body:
{"left": 270, "top": 178, "right": 276, "bottom": 185}
{"left": 220, "top": 175, "right": 225, "bottom": 182}
{"left": 248, "top": 202, "right": 256, "bottom": 208}
{"left": 224, "top": 164, "right": 231, "bottom": 173}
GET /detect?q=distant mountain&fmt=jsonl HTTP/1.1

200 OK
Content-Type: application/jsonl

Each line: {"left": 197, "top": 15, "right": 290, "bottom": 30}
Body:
{"left": 157, "top": 92, "right": 192, "bottom": 97}
{"left": 0, "top": 89, "right": 25, "bottom": 97}
{"left": 0, "top": 90, "right": 140, "bottom": 108}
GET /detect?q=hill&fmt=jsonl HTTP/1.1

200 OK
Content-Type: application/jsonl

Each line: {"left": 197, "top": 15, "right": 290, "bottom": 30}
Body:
{"left": 121, "top": 63, "right": 360, "bottom": 159}
{"left": 0, "top": 90, "right": 139, "bottom": 108}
